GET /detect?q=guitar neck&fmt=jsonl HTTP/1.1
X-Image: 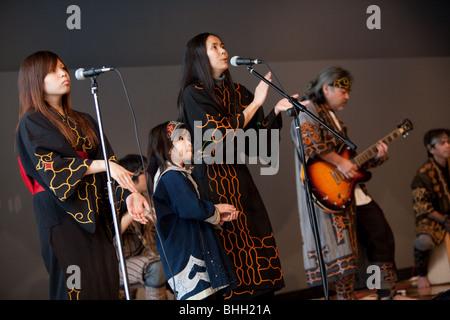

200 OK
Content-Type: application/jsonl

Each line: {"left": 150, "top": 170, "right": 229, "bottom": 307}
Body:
{"left": 352, "top": 128, "right": 404, "bottom": 167}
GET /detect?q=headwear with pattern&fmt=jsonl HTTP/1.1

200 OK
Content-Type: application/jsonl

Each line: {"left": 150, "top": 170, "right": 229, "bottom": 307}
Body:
{"left": 166, "top": 121, "right": 184, "bottom": 140}
{"left": 332, "top": 76, "right": 352, "bottom": 91}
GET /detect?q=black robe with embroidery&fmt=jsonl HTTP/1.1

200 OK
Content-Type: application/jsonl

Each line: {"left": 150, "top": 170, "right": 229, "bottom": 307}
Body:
{"left": 180, "top": 80, "right": 284, "bottom": 299}
{"left": 412, "top": 157, "right": 450, "bottom": 244}
{"left": 16, "top": 110, "right": 127, "bottom": 299}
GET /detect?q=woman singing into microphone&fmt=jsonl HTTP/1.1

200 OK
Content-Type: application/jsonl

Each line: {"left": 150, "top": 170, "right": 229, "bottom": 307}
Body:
{"left": 16, "top": 51, "right": 149, "bottom": 300}
{"left": 177, "top": 33, "right": 295, "bottom": 299}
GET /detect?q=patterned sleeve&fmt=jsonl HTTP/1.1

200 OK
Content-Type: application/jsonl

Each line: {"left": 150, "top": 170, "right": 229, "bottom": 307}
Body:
{"left": 183, "top": 84, "right": 246, "bottom": 133}
{"left": 411, "top": 168, "right": 435, "bottom": 221}
{"left": 293, "top": 101, "right": 334, "bottom": 160}
{"left": 17, "top": 113, "right": 93, "bottom": 201}
{"left": 183, "top": 83, "right": 282, "bottom": 162}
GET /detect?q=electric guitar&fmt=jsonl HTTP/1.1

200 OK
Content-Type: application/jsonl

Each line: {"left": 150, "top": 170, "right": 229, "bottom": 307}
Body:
{"left": 304, "top": 119, "right": 413, "bottom": 213}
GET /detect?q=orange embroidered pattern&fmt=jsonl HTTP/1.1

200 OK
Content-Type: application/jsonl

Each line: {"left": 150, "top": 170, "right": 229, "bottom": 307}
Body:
{"left": 196, "top": 83, "right": 283, "bottom": 298}
{"left": 305, "top": 246, "right": 357, "bottom": 285}
{"left": 209, "top": 163, "right": 283, "bottom": 298}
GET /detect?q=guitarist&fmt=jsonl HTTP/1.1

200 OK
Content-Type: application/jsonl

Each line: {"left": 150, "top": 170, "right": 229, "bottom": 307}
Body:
{"left": 291, "top": 66, "right": 401, "bottom": 299}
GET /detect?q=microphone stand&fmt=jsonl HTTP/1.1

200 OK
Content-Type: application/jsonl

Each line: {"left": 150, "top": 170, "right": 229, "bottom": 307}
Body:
{"left": 245, "top": 65, "right": 356, "bottom": 300}
{"left": 89, "top": 76, "right": 131, "bottom": 300}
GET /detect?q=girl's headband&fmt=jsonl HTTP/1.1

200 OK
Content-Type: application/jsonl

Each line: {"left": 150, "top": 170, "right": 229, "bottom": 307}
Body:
{"left": 166, "top": 121, "right": 184, "bottom": 140}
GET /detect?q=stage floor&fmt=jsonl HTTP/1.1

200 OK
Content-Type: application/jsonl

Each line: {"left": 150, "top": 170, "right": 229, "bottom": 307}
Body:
{"left": 131, "top": 276, "right": 450, "bottom": 300}
{"left": 356, "top": 277, "right": 450, "bottom": 300}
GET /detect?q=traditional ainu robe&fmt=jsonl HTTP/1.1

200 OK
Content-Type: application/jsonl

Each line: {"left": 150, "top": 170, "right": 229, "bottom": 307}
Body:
{"left": 181, "top": 80, "right": 284, "bottom": 299}
{"left": 412, "top": 157, "right": 450, "bottom": 245}
{"left": 291, "top": 101, "right": 359, "bottom": 287}
{"left": 16, "top": 110, "right": 128, "bottom": 299}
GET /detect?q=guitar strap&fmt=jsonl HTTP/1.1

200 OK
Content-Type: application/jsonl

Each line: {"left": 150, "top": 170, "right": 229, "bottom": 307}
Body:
{"left": 328, "top": 110, "right": 342, "bottom": 132}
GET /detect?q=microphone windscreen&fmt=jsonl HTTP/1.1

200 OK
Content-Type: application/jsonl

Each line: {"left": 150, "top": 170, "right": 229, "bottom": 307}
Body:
{"left": 74, "top": 68, "right": 86, "bottom": 80}
{"left": 230, "top": 56, "right": 239, "bottom": 67}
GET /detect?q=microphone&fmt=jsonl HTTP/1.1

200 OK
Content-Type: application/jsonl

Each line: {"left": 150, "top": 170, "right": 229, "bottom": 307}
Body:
{"left": 230, "top": 56, "right": 264, "bottom": 67}
{"left": 75, "top": 67, "right": 115, "bottom": 80}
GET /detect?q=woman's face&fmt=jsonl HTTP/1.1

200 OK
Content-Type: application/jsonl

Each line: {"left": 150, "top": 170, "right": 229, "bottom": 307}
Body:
{"left": 205, "top": 35, "right": 228, "bottom": 78}
{"left": 43, "top": 59, "right": 70, "bottom": 102}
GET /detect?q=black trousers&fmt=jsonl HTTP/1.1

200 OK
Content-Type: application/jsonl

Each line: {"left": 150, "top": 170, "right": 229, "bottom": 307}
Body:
{"left": 50, "top": 216, "right": 119, "bottom": 300}
{"left": 356, "top": 200, "right": 395, "bottom": 263}
{"left": 356, "top": 200, "right": 397, "bottom": 295}
{"left": 34, "top": 192, "right": 119, "bottom": 300}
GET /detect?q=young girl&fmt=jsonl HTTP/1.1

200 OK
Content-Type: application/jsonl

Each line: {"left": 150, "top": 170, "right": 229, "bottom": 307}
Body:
{"left": 146, "top": 121, "right": 238, "bottom": 300}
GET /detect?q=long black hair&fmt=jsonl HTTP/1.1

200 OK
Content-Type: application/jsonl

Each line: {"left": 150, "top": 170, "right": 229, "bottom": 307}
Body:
{"left": 176, "top": 32, "right": 237, "bottom": 121}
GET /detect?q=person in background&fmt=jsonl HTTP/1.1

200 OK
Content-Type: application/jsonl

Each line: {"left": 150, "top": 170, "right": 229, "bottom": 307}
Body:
{"left": 118, "top": 154, "right": 167, "bottom": 300}
{"left": 412, "top": 128, "right": 450, "bottom": 289}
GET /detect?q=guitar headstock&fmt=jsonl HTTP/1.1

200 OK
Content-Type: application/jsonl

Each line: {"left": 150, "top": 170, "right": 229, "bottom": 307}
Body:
{"left": 398, "top": 119, "right": 413, "bottom": 137}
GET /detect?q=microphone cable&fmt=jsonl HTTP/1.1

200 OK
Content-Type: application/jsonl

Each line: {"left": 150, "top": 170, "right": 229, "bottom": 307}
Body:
{"left": 259, "top": 61, "right": 303, "bottom": 117}
{"left": 113, "top": 69, "right": 178, "bottom": 300}
{"left": 262, "top": 61, "right": 286, "bottom": 94}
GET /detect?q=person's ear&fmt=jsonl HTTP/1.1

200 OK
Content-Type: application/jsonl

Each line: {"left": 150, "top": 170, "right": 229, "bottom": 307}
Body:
{"left": 427, "top": 144, "right": 435, "bottom": 155}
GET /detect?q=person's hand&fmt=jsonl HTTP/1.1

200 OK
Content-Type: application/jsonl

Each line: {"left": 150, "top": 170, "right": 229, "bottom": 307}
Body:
{"left": 109, "top": 162, "right": 138, "bottom": 193}
{"left": 374, "top": 140, "right": 388, "bottom": 160}
{"left": 336, "top": 157, "right": 358, "bottom": 180}
{"left": 215, "top": 203, "right": 239, "bottom": 225}
{"left": 252, "top": 72, "right": 272, "bottom": 107}
{"left": 274, "top": 95, "right": 302, "bottom": 115}
{"left": 126, "top": 192, "right": 150, "bottom": 224}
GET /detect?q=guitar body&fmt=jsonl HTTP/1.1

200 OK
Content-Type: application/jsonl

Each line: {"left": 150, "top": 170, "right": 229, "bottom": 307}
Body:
{"left": 305, "top": 145, "right": 372, "bottom": 213}
{"left": 302, "top": 119, "right": 413, "bottom": 213}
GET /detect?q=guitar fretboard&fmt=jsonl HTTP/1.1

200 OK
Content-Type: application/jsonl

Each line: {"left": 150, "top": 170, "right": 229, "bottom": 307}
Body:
{"left": 352, "top": 129, "right": 404, "bottom": 167}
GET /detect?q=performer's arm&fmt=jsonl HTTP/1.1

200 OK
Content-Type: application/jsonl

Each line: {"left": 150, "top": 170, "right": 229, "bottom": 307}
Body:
{"left": 85, "top": 159, "right": 138, "bottom": 193}
{"left": 319, "top": 151, "right": 358, "bottom": 179}
{"left": 241, "top": 72, "right": 272, "bottom": 127}
{"left": 120, "top": 212, "right": 138, "bottom": 233}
